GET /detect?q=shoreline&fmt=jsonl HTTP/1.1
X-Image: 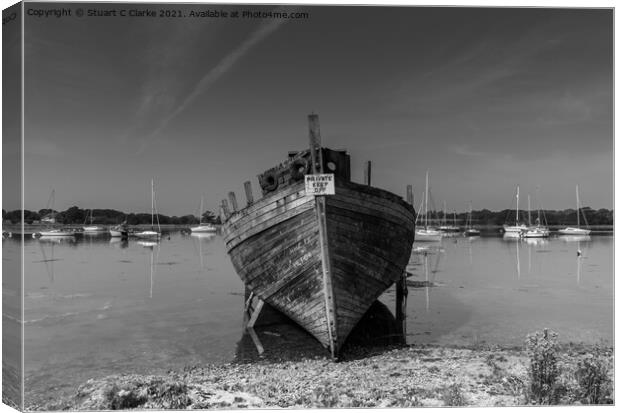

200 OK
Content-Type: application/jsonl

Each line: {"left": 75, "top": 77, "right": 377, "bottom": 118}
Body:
{"left": 30, "top": 342, "right": 613, "bottom": 410}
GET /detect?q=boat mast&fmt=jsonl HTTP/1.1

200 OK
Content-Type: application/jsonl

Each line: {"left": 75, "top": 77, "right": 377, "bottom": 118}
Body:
{"left": 527, "top": 195, "right": 531, "bottom": 226}
{"left": 151, "top": 179, "right": 154, "bottom": 230}
{"left": 425, "top": 170, "right": 429, "bottom": 230}
{"left": 536, "top": 187, "right": 541, "bottom": 226}
{"left": 516, "top": 185, "right": 520, "bottom": 225}
{"left": 199, "top": 196, "right": 204, "bottom": 225}
{"left": 576, "top": 185, "right": 580, "bottom": 228}
{"left": 443, "top": 201, "right": 446, "bottom": 226}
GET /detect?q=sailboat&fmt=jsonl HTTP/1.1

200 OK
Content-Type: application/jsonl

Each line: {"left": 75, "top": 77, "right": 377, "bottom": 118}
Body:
{"left": 109, "top": 221, "right": 128, "bottom": 238}
{"left": 134, "top": 179, "right": 161, "bottom": 239}
{"left": 190, "top": 196, "right": 217, "bottom": 233}
{"left": 83, "top": 209, "right": 106, "bottom": 233}
{"left": 438, "top": 201, "right": 459, "bottom": 233}
{"left": 38, "top": 190, "right": 75, "bottom": 237}
{"left": 522, "top": 192, "right": 550, "bottom": 238}
{"left": 415, "top": 171, "right": 442, "bottom": 242}
{"left": 558, "top": 185, "right": 591, "bottom": 235}
{"left": 463, "top": 201, "right": 480, "bottom": 236}
{"left": 503, "top": 185, "right": 527, "bottom": 238}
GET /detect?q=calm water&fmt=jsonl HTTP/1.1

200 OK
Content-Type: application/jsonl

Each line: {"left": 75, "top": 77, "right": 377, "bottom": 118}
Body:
{"left": 5, "top": 231, "right": 613, "bottom": 405}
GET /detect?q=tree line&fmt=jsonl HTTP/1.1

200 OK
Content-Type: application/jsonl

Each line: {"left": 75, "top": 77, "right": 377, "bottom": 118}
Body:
{"left": 2, "top": 206, "right": 221, "bottom": 226}
{"left": 429, "top": 207, "right": 613, "bottom": 226}
{"left": 3, "top": 206, "right": 612, "bottom": 227}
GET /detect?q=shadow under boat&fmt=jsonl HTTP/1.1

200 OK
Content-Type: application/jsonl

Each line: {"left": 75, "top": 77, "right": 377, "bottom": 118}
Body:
{"left": 234, "top": 299, "right": 404, "bottom": 363}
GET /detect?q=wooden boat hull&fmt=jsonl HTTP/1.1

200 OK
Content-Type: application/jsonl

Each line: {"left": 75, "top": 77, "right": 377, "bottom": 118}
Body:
{"left": 223, "top": 179, "right": 415, "bottom": 354}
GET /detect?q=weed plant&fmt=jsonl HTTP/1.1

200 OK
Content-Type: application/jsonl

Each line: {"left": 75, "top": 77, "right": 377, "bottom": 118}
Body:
{"left": 525, "top": 329, "right": 561, "bottom": 404}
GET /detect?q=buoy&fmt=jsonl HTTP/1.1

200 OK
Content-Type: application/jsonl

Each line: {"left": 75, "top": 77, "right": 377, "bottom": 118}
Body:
{"left": 577, "top": 250, "right": 582, "bottom": 256}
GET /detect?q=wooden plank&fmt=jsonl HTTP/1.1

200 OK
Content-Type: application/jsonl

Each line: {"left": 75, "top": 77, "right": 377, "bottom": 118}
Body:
{"left": 407, "top": 184, "right": 414, "bottom": 206}
{"left": 228, "top": 191, "right": 238, "bottom": 212}
{"left": 244, "top": 181, "right": 254, "bottom": 206}
{"left": 225, "top": 190, "right": 313, "bottom": 242}
{"left": 230, "top": 211, "right": 318, "bottom": 273}
{"left": 246, "top": 327, "right": 264, "bottom": 355}
{"left": 308, "top": 113, "right": 321, "bottom": 174}
{"left": 247, "top": 298, "right": 265, "bottom": 328}
{"left": 329, "top": 188, "right": 415, "bottom": 226}
{"left": 225, "top": 182, "right": 305, "bottom": 227}
{"left": 329, "top": 185, "right": 415, "bottom": 226}
{"left": 364, "top": 161, "right": 372, "bottom": 186}
{"left": 225, "top": 199, "right": 315, "bottom": 250}
{"left": 221, "top": 200, "right": 230, "bottom": 220}
{"left": 327, "top": 217, "right": 413, "bottom": 272}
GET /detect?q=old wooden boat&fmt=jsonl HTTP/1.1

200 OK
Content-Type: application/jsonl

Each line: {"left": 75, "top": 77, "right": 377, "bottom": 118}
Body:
{"left": 221, "top": 114, "right": 416, "bottom": 357}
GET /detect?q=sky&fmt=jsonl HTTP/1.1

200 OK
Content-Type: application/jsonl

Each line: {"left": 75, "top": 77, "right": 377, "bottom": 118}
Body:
{"left": 4, "top": 1, "right": 614, "bottom": 216}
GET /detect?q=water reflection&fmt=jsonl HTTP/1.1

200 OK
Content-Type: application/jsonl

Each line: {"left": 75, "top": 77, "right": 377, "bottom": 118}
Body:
{"left": 109, "top": 238, "right": 129, "bottom": 249}
{"left": 139, "top": 241, "right": 161, "bottom": 298}
{"left": 190, "top": 232, "right": 215, "bottom": 268}
{"left": 558, "top": 235, "right": 592, "bottom": 243}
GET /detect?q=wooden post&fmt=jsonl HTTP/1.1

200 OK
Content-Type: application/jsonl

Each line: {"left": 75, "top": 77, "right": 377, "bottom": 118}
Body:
{"left": 221, "top": 199, "right": 230, "bottom": 220}
{"left": 395, "top": 272, "right": 408, "bottom": 342}
{"left": 406, "top": 184, "right": 414, "bottom": 205}
{"left": 244, "top": 181, "right": 254, "bottom": 206}
{"left": 308, "top": 113, "right": 321, "bottom": 173}
{"left": 228, "top": 191, "right": 238, "bottom": 212}
{"left": 364, "top": 161, "right": 372, "bottom": 186}
{"left": 308, "top": 113, "right": 337, "bottom": 358}
{"left": 396, "top": 184, "right": 414, "bottom": 342}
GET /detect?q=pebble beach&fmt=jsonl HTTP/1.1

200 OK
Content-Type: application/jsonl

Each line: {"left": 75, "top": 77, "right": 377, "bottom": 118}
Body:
{"left": 31, "top": 342, "right": 613, "bottom": 410}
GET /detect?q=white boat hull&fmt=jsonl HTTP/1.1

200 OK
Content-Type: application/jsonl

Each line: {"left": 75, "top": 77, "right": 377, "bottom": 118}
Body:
{"left": 503, "top": 225, "right": 527, "bottom": 238}
{"left": 557, "top": 227, "right": 591, "bottom": 235}
{"left": 190, "top": 225, "right": 217, "bottom": 233}
{"left": 134, "top": 230, "right": 160, "bottom": 239}
{"left": 39, "top": 230, "right": 74, "bottom": 237}
{"left": 83, "top": 226, "right": 106, "bottom": 232}
{"left": 522, "top": 227, "right": 550, "bottom": 238}
{"left": 415, "top": 229, "right": 443, "bottom": 242}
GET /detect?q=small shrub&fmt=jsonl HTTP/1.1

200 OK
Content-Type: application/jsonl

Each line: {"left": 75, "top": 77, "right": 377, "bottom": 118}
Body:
{"left": 104, "top": 385, "right": 146, "bottom": 410}
{"left": 440, "top": 383, "right": 467, "bottom": 406}
{"left": 525, "top": 329, "right": 561, "bottom": 404}
{"left": 575, "top": 349, "right": 613, "bottom": 404}
{"left": 152, "top": 380, "right": 191, "bottom": 409}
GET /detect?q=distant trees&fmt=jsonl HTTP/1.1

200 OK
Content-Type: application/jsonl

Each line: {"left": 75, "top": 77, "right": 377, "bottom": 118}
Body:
{"left": 428, "top": 208, "right": 614, "bottom": 227}
{"left": 6, "top": 205, "right": 608, "bottom": 227}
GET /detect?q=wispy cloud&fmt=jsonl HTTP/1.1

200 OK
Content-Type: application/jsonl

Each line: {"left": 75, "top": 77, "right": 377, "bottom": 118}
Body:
{"left": 147, "top": 8, "right": 296, "bottom": 141}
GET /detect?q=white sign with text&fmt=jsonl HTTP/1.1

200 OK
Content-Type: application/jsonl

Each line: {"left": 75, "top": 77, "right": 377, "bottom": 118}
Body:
{"left": 305, "top": 174, "right": 335, "bottom": 196}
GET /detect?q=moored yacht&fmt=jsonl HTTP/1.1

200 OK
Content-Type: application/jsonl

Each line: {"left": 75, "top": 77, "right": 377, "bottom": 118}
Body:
{"left": 503, "top": 185, "right": 527, "bottom": 237}
{"left": 134, "top": 179, "right": 162, "bottom": 239}
{"left": 415, "top": 171, "right": 442, "bottom": 242}
{"left": 558, "top": 185, "right": 591, "bottom": 235}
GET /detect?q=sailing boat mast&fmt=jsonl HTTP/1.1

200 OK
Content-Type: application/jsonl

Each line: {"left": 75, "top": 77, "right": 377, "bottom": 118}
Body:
{"left": 151, "top": 179, "right": 155, "bottom": 230}
{"left": 576, "top": 185, "right": 580, "bottom": 228}
{"left": 425, "top": 170, "right": 429, "bottom": 230}
{"left": 199, "top": 196, "right": 204, "bottom": 225}
{"left": 443, "top": 201, "right": 447, "bottom": 227}
{"left": 527, "top": 194, "right": 531, "bottom": 226}
{"left": 516, "top": 185, "right": 520, "bottom": 225}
